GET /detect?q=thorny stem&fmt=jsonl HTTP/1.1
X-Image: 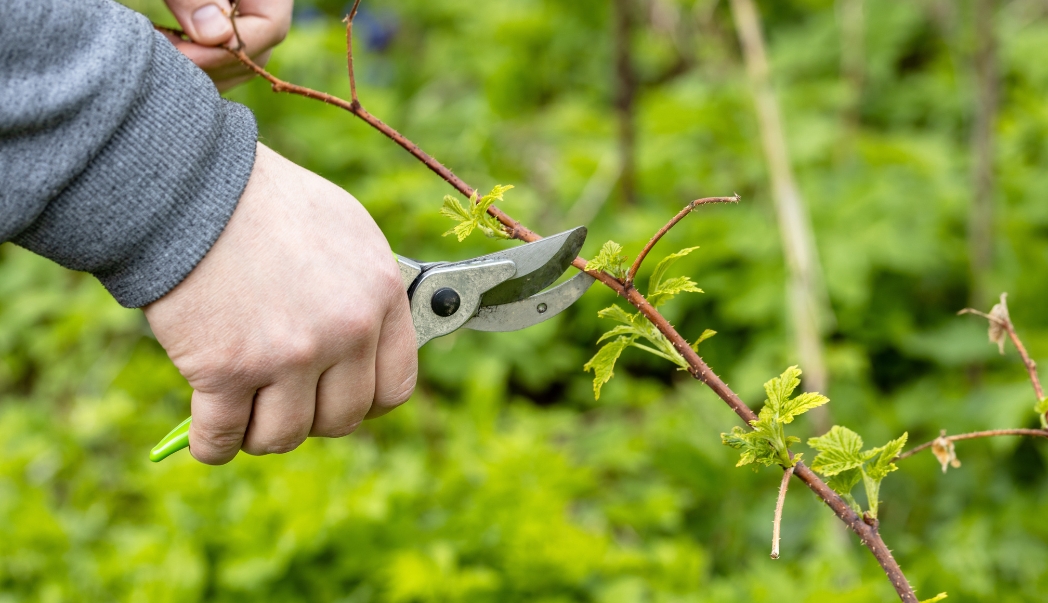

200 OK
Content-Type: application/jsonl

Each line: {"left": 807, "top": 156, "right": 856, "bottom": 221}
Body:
{"left": 224, "top": 10, "right": 918, "bottom": 602}
{"left": 897, "top": 428, "right": 1048, "bottom": 462}
{"left": 959, "top": 306, "right": 1045, "bottom": 403}
{"left": 771, "top": 465, "right": 794, "bottom": 560}
{"left": 625, "top": 195, "right": 740, "bottom": 286}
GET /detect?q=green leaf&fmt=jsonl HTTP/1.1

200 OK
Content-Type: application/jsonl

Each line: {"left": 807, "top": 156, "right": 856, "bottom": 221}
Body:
{"left": 440, "top": 185, "right": 513, "bottom": 241}
{"left": 920, "top": 593, "right": 948, "bottom": 603}
{"left": 595, "top": 325, "right": 639, "bottom": 344}
{"left": 648, "top": 246, "right": 698, "bottom": 292}
{"left": 585, "top": 241, "right": 629, "bottom": 280}
{"left": 808, "top": 426, "right": 872, "bottom": 476}
{"left": 826, "top": 468, "right": 863, "bottom": 511}
{"left": 647, "top": 276, "right": 703, "bottom": 308}
{"left": 763, "top": 366, "right": 828, "bottom": 424}
{"left": 647, "top": 247, "right": 702, "bottom": 307}
{"left": 1035, "top": 398, "right": 1048, "bottom": 428}
{"left": 583, "top": 335, "right": 634, "bottom": 399}
{"left": 691, "top": 329, "right": 716, "bottom": 352}
{"left": 866, "top": 432, "right": 908, "bottom": 481}
{"left": 1036, "top": 397, "right": 1048, "bottom": 414}
{"left": 721, "top": 426, "right": 779, "bottom": 468}
{"left": 597, "top": 304, "right": 636, "bottom": 325}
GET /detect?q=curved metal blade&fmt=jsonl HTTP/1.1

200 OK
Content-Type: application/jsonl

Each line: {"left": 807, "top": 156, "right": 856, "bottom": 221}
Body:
{"left": 464, "top": 226, "right": 587, "bottom": 307}
{"left": 464, "top": 271, "right": 595, "bottom": 332}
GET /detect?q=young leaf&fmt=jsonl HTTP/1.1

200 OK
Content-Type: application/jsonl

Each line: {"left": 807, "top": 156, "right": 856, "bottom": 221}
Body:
{"left": 647, "top": 247, "right": 703, "bottom": 307}
{"left": 584, "top": 335, "right": 634, "bottom": 399}
{"left": 764, "top": 366, "right": 828, "bottom": 424}
{"left": 920, "top": 593, "right": 948, "bottom": 603}
{"left": 647, "top": 276, "right": 703, "bottom": 308}
{"left": 649, "top": 247, "right": 698, "bottom": 290}
{"left": 440, "top": 185, "right": 513, "bottom": 241}
{"left": 597, "top": 304, "right": 636, "bottom": 326}
{"left": 1035, "top": 397, "right": 1048, "bottom": 428}
{"left": 808, "top": 426, "right": 872, "bottom": 476}
{"left": 691, "top": 329, "right": 716, "bottom": 352}
{"left": 586, "top": 241, "right": 629, "bottom": 280}
{"left": 825, "top": 468, "right": 862, "bottom": 513}
{"left": 721, "top": 425, "right": 779, "bottom": 468}
{"left": 866, "top": 432, "right": 908, "bottom": 481}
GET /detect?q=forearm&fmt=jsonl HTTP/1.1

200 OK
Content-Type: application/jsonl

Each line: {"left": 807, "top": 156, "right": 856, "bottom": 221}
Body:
{"left": 0, "top": 0, "right": 257, "bottom": 308}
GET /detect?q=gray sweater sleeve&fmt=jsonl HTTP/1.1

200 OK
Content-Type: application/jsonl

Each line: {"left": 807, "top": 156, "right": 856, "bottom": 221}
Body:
{"left": 0, "top": 0, "right": 257, "bottom": 308}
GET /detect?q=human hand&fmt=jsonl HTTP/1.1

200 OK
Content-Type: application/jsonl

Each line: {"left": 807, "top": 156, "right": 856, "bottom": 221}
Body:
{"left": 143, "top": 143, "right": 417, "bottom": 464}
{"left": 159, "top": 0, "right": 293, "bottom": 91}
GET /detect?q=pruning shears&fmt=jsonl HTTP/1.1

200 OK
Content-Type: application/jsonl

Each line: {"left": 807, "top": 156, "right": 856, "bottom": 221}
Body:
{"left": 149, "top": 226, "right": 594, "bottom": 462}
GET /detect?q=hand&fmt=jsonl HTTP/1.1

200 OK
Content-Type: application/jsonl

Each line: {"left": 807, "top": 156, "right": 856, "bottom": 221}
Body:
{"left": 160, "top": 0, "right": 294, "bottom": 91}
{"left": 144, "top": 143, "right": 418, "bottom": 464}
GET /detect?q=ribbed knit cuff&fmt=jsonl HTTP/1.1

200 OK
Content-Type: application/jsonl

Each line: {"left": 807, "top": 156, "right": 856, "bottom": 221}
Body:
{"left": 14, "top": 29, "right": 257, "bottom": 308}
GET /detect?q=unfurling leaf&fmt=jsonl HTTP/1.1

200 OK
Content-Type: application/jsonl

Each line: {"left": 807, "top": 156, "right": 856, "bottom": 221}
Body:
{"left": 808, "top": 427, "right": 908, "bottom": 519}
{"left": 722, "top": 366, "right": 830, "bottom": 470}
{"left": 1035, "top": 397, "right": 1048, "bottom": 415}
{"left": 584, "top": 335, "right": 634, "bottom": 400}
{"left": 920, "top": 593, "right": 948, "bottom": 603}
{"left": 691, "top": 329, "right": 716, "bottom": 352}
{"left": 722, "top": 425, "right": 778, "bottom": 468}
{"left": 440, "top": 185, "right": 513, "bottom": 241}
{"left": 808, "top": 426, "right": 872, "bottom": 476}
{"left": 866, "top": 432, "right": 908, "bottom": 481}
{"left": 931, "top": 433, "right": 961, "bottom": 473}
{"left": 586, "top": 241, "right": 629, "bottom": 280}
{"left": 826, "top": 468, "right": 863, "bottom": 513}
{"left": 764, "top": 366, "right": 829, "bottom": 424}
{"left": 647, "top": 276, "right": 703, "bottom": 308}
{"left": 988, "top": 292, "right": 1010, "bottom": 354}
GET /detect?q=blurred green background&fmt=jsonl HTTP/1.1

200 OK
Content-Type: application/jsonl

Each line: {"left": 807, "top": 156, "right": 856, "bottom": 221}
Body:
{"left": 3, "top": 0, "right": 1048, "bottom": 601}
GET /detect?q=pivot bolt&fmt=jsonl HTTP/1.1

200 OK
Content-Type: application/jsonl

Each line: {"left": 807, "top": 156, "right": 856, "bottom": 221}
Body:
{"left": 431, "top": 287, "right": 461, "bottom": 317}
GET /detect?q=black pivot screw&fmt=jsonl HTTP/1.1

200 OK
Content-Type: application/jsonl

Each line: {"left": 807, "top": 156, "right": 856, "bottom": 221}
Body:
{"left": 431, "top": 287, "right": 461, "bottom": 317}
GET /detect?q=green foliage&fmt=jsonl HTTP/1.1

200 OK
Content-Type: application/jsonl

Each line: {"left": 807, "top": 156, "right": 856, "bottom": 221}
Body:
{"left": 584, "top": 246, "right": 710, "bottom": 399}
{"left": 809, "top": 427, "right": 908, "bottom": 519}
{"left": 646, "top": 247, "right": 703, "bottom": 307}
{"left": 440, "top": 184, "right": 513, "bottom": 241}
{"left": 1035, "top": 397, "right": 1048, "bottom": 429}
{"left": 721, "top": 366, "right": 827, "bottom": 469}
{"left": 12, "top": 0, "right": 1048, "bottom": 599}
{"left": 584, "top": 240, "right": 629, "bottom": 281}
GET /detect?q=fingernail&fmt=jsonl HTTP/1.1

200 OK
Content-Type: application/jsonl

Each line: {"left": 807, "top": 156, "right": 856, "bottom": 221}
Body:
{"left": 192, "top": 4, "right": 231, "bottom": 41}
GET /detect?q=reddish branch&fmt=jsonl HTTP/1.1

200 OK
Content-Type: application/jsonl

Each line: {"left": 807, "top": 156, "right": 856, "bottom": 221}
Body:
{"left": 896, "top": 297, "right": 1048, "bottom": 464}
{"left": 625, "top": 194, "right": 740, "bottom": 285}
{"left": 897, "top": 428, "right": 1048, "bottom": 462}
{"left": 959, "top": 304, "right": 1045, "bottom": 403}
{"left": 221, "top": 12, "right": 919, "bottom": 602}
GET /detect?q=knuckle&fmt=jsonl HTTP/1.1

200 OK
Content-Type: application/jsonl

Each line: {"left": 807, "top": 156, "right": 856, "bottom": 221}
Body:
{"left": 313, "top": 419, "right": 362, "bottom": 439}
{"left": 280, "top": 336, "right": 320, "bottom": 368}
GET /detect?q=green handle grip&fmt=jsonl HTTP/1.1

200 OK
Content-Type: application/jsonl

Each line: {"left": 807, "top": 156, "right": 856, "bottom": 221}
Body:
{"left": 150, "top": 416, "right": 192, "bottom": 462}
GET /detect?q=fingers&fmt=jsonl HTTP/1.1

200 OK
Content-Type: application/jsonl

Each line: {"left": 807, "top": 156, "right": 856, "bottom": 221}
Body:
{"left": 367, "top": 284, "right": 418, "bottom": 420}
{"left": 164, "top": 0, "right": 235, "bottom": 47}
{"left": 241, "top": 372, "right": 320, "bottom": 456}
{"left": 188, "top": 387, "right": 254, "bottom": 465}
{"left": 310, "top": 361, "right": 373, "bottom": 438}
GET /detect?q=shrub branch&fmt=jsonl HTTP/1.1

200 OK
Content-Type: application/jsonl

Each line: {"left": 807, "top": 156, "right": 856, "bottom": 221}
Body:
{"left": 216, "top": 8, "right": 919, "bottom": 601}
{"left": 771, "top": 465, "right": 794, "bottom": 559}
{"left": 625, "top": 194, "right": 740, "bottom": 286}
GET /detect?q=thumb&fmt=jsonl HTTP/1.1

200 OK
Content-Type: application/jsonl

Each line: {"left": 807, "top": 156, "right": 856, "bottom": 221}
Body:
{"left": 166, "top": 0, "right": 235, "bottom": 47}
